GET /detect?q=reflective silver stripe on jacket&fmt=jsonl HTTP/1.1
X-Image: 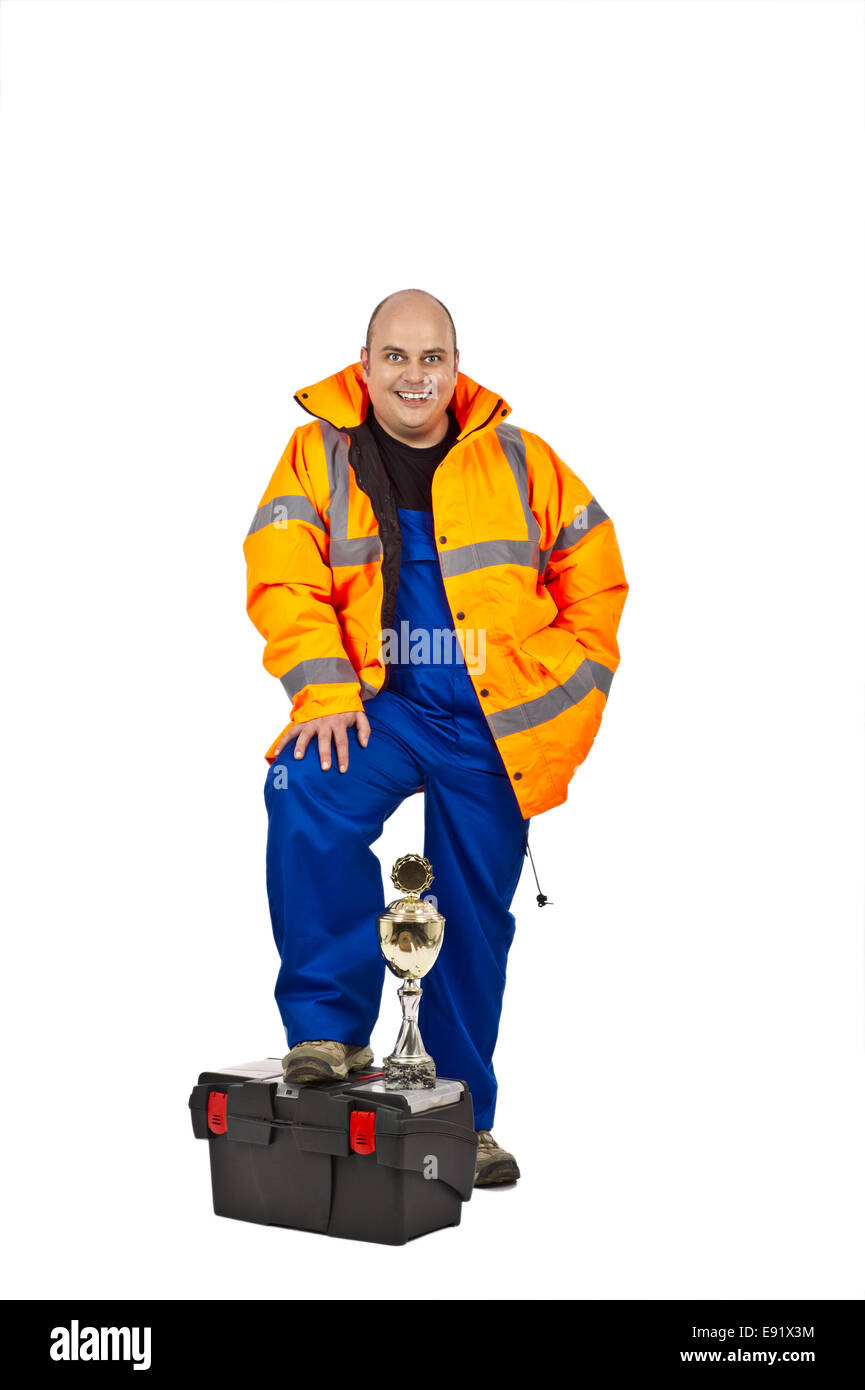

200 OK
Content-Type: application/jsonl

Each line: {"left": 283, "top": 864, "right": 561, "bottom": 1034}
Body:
{"left": 247, "top": 495, "right": 325, "bottom": 536}
{"left": 495, "top": 421, "right": 541, "bottom": 547}
{"left": 280, "top": 657, "right": 360, "bottom": 699}
{"left": 320, "top": 421, "right": 350, "bottom": 537}
{"left": 319, "top": 421, "right": 383, "bottom": 567}
{"left": 440, "top": 538, "right": 539, "bottom": 578}
{"left": 487, "top": 658, "right": 614, "bottom": 738}
{"left": 331, "top": 537, "right": 383, "bottom": 566}
{"left": 539, "top": 498, "right": 610, "bottom": 574}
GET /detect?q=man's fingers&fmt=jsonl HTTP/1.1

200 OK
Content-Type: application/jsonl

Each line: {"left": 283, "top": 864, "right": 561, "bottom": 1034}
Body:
{"left": 317, "top": 726, "right": 333, "bottom": 771}
{"left": 277, "top": 716, "right": 364, "bottom": 766}
{"left": 333, "top": 725, "right": 350, "bottom": 773}
{"left": 275, "top": 725, "right": 302, "bottom": 757}
{"left": 292, "top": 723, "right": 317, "bottom": 759}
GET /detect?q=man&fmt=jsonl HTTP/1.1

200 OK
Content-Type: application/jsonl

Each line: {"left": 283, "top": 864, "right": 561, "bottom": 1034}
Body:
{"left": 244, "top": 288, "right": 628, "bottom": 1186}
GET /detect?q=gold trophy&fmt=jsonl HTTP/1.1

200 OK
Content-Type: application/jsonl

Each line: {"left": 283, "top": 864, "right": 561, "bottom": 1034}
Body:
{"left": 377, "top": 854, "right": 445, "bottom": 1090}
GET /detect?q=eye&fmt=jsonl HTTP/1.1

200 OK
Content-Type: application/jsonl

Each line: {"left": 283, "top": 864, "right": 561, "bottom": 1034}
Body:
{"left": 387, "top": 352, "right": 403, "bottom": 362}
{"left": 425, "top": 355, "right": 441, "bottom": 363}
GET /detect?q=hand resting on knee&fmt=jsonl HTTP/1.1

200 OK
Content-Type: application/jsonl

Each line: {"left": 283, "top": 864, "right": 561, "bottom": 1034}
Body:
{"left": 273, "top": 711, "right": 371, "bottom": 773}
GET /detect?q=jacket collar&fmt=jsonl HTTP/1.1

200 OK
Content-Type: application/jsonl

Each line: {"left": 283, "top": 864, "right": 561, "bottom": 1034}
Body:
{"left": 294, "top": 360, "right": 512, "bottom": 442}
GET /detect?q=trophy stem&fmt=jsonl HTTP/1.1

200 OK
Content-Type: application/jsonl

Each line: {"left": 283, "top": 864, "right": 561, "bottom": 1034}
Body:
{"left": 384, "top": 979, "right": 436, "bottom": 1090}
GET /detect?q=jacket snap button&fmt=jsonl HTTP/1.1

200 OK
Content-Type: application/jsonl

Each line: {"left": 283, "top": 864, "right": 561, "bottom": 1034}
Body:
{"left": 439, "top": 535, "right": 447, "bottom": 544}
{"left": 480, "top": 688, "right": 489, "bottom": 697}
{"left": 514, "top": 772, "right": 522, "bottom": 780}
{"left": 456, "top": 611, "right": 465, "bottom": 620}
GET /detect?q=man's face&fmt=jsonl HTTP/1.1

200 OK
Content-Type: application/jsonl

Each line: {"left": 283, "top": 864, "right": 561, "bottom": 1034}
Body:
{"left": 360, "top": 297, "right": 459, "bottom": 447}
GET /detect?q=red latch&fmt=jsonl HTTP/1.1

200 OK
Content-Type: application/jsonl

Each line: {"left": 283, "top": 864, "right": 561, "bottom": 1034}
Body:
{"left": 350, "top": 1109, "right": 376, "bottom": 1154}
{"left": 207, "top": 1091, "right": 228, "bottom": 1135}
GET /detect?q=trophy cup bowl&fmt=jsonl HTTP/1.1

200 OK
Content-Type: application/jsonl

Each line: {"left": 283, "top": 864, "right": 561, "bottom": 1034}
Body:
{"left": 377, "top": 854, "right": 445, "bottom": 1090}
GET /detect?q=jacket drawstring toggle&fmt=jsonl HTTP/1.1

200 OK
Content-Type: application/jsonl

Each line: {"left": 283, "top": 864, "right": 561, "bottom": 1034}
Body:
{"left": 523, "top": 823, "right": 551, "bottom": 907}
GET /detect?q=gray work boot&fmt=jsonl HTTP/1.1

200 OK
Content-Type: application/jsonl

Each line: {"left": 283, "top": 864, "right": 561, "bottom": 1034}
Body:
{"left": 474, "top": 1130, "right": 521, "bottom": 1187}
{"left": 282, "top": 1039, "right": 375, "bottom": 1084}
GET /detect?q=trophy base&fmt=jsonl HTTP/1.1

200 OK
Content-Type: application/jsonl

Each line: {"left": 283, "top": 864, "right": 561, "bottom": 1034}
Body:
{"left": 383, "top": 1057, "right": 436, "bottom": 1090}
{"left": 350, "top": 1077, "right": 464, "bottom": 1114}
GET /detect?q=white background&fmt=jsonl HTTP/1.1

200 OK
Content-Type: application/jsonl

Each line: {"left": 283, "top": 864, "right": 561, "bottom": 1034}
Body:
{"left": 1, "top": 0, "right": 863, "bottom": 1301}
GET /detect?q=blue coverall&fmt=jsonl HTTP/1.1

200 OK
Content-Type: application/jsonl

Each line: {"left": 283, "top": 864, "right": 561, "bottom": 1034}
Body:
{"left": 264, "top": 507, "right": 530, "bottom": 1130}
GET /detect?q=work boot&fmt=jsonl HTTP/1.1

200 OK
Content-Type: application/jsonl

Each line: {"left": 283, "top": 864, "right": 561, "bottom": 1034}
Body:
{"left": 282, "top": 1039, "right": 375, "bottom": 1084}
{"left": 474, "top": 1130, "right": 521, "bottom": 1187}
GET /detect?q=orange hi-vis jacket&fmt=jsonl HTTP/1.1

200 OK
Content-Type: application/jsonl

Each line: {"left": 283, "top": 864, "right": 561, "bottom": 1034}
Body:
{"left": 244, "top": 360, "right": 629, "bottom": 820}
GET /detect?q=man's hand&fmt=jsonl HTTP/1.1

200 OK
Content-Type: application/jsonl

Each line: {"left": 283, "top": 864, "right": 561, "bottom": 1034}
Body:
{"left": 273, "top": 710, "right": 371, "bottom": 772}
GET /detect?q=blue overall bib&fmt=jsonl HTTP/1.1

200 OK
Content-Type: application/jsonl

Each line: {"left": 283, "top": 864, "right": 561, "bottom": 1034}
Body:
{"left": 264, "top": 508, "right": 529, "bottom": 1129}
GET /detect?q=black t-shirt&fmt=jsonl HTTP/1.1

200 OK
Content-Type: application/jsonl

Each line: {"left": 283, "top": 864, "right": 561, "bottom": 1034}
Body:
{"left": 365, "top": 401, "right": 460, "bottom": 512}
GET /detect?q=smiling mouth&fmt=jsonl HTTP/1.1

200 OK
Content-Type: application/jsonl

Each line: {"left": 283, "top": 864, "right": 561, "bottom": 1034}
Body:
{"left": 395, "top": 390, "right": 432, "bottom": 401}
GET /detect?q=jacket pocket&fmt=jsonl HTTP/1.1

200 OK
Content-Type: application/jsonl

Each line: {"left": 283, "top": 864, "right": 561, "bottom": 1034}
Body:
{"left": 519, "top": 625, "right": 579, "bottom": 681}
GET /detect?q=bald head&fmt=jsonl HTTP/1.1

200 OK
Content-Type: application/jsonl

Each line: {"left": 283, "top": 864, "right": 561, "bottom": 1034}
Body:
{"left": 366, "top": 288, "right": 457, "bottom": 365}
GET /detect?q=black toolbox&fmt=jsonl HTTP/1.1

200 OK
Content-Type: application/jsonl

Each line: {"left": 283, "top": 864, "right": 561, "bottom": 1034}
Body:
{"left": 189, "top": 1058, "right": 479, "bottom": 1245}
